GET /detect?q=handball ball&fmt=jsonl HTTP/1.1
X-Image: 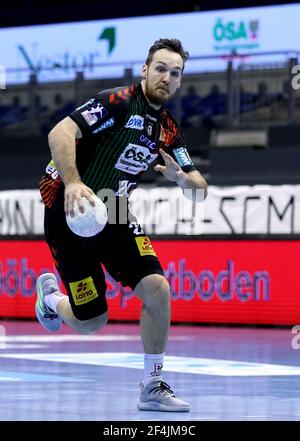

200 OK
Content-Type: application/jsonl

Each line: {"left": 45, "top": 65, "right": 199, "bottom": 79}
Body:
{"left": 66, "top": 196, "right": 108, "bottom": 237}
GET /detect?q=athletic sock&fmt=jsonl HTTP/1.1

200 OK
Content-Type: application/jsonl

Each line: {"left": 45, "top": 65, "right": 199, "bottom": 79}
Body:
{"left": 143, "top": 352, "right": 165, "bottom": 386}
{"left": 44, "top": 291, "right": 66, "bottom": 313}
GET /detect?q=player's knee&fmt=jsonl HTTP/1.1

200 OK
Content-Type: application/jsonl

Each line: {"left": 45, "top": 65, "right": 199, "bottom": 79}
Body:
{"left": 154, "top": 279, "right": 170, "bottom": 308}
{"left": 76, "top": 311, "right": 108, "bottom": 335}
{"left": 144, "top": 276, "right": 170, "bottom": 309}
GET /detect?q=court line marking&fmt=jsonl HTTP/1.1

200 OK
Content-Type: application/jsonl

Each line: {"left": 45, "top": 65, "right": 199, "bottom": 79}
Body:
{"left": 3, "top": 344, "right": 47, "bottom": 349}
{"left": 0, "top": 370, "right": 85, "bottom": 382}
{"left": 1, "top": 352, "right": 300, "bottom": 376}
{"left": 0, "top": 335, "right": 190, "bottom": 343}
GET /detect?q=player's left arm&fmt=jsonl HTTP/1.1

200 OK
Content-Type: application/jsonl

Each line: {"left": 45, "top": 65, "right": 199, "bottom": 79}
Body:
{"left": 154, "top": 148, "right": 208, "bottom": 201}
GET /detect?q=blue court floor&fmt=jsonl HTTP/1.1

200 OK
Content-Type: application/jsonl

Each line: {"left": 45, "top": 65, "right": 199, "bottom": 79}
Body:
{"left": 0, "top": 320, "right": 300, "bottom": 421}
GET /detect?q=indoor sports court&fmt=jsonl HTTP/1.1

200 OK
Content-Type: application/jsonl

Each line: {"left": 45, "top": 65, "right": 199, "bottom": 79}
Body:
{"left": 1, "top": 321, "right": 300, "bottom": 421}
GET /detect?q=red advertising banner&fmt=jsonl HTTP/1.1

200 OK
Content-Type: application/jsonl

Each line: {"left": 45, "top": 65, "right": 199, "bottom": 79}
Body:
{"left": 0, "top": 239, "right": 299, "bottom": 325}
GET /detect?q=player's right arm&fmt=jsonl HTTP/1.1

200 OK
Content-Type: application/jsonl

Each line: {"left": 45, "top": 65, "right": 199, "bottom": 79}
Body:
{"left": 49, "top": 86, "right": 131, "bottom": 215}
{"left": 48, "top": 116, "right": 96, "bottom": 216}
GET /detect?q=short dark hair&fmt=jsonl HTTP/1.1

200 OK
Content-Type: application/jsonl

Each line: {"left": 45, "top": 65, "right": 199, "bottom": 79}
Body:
{"left": 145, "top": 38, "right": 189, "bottom": 71}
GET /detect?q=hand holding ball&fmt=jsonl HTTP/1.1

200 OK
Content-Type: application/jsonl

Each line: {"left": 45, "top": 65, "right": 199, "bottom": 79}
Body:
{"left": 66, "top": 196, "right": 108, "bottom": 237}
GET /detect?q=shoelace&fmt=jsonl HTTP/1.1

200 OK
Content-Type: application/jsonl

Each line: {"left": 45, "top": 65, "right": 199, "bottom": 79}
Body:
{"left": 149, "top": 381, "right": 176, "bottom": 397}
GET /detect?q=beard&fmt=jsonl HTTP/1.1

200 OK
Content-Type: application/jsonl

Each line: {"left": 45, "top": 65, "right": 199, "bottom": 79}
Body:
{"left": 144, "top": 79, "right": 170, "bottom": 105}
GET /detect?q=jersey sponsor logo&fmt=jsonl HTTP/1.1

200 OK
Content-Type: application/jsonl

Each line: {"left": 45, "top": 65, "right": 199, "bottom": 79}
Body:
{"left": 115, "top": 144, "right": 158, "bottom": 175}
{"left": 146, "top": 121, "right": 153, "bottom": 136}
{"left": 69, "top": 276, "right": 99, "bottom": 306}
{"left": 124, "top": 115, "right": 144, "bottom": 130}
{"left": 92, "top": 117, "right": 114, "bottom": 134}
{"left": 45, "top": 159, "right": 59, "bottom": 179}
{"left": 145, "top": 113, "right": 157, "bottom": 122}
{"left": 75, "top": 98, "right": 95, "bottom": 111}
{"left": 139, "top": 134, "right": 156, "bottom": 150}
{"left": 135, "top": 236, "right": 157, "bottom": 256}
{"left": 173, "top": 147, "right": 193, "bottom": 167}
{"left": 81, "top": 102, "right": 108, "bottom": 126}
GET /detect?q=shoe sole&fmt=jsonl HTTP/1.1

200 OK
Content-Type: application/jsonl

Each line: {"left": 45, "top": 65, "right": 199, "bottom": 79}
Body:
{"left": 137, "top": 402, "right": 190, "bottom": 412}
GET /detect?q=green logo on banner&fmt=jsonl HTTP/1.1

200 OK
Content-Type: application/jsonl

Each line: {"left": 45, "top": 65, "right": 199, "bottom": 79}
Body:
{"left": 98, "top": 27, "right": 116, "bottom": 55}
{"left": 213, "top": 18, "right": 260, "bottom": 52}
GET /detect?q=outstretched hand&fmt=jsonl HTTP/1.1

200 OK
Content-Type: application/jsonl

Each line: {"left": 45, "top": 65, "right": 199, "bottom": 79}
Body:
{"left": 154, "top": 149, "right": 183, "bottom": 183}
{"left": 64, "top": 182, "right": 96, "bottom": 216}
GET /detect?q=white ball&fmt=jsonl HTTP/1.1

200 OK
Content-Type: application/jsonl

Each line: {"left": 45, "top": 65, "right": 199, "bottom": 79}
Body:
{"left": 66, "top": 196, "right": 108, "bottom": 237}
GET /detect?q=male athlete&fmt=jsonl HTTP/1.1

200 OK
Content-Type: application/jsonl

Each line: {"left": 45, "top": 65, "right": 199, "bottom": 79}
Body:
{"left": 36, "top": 38, "right": 207, "bottom": 412}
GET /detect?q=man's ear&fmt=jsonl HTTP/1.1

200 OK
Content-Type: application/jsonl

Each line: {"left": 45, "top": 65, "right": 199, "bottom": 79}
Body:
{"left": 141, "top": 64, "right": 148, "bottom": 79}
{"left": 177, "top": 76, "right": 182, "bottom": 89}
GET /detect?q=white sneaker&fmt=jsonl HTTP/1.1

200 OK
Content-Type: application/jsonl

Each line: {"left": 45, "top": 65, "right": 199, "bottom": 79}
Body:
{"left": 137, "top": 380, "right": 190, "bottom": 412}
{"left": 35, "top": 273, "right": 62, "bottom": 332}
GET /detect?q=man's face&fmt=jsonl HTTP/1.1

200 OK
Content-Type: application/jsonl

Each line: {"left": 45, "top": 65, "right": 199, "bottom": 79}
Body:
{"left": 142, "top": 48, "right": 183, "bottom": 105}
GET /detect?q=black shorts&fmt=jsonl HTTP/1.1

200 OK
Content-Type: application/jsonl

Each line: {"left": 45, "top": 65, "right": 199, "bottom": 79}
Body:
{"left": 44, "top": 206, "right": 164, "bottom": 321}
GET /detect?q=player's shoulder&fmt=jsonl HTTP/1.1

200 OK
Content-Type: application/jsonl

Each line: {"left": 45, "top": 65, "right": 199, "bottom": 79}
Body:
{"left": 96, "top": 84, "right": 137, "bottom": 107}
{"left": 161, "top": 107, "right": 181, "bottom": 131}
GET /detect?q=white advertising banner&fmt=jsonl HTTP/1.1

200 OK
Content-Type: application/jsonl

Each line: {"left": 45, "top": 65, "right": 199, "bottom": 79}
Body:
{"left": 1, "top": 3, "right": 300, "bottom": 84}
{"left": 0, "top": 185, "right": 299, "bottom": 236}
{"left": 0, "top": 190, "right": 45, "bottom": 235}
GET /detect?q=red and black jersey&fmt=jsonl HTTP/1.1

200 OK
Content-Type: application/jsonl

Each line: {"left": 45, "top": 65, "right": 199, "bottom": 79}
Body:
{"left": 39, "top": 83, "right": 196, "bottom": 209}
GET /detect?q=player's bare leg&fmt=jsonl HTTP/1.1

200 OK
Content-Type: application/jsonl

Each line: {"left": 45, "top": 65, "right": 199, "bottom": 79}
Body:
{"left": 56, "top": 297, "right": 108, "bottom": 334}
{"left": 134, "top": 274, "right": 170, "bottom": 354}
